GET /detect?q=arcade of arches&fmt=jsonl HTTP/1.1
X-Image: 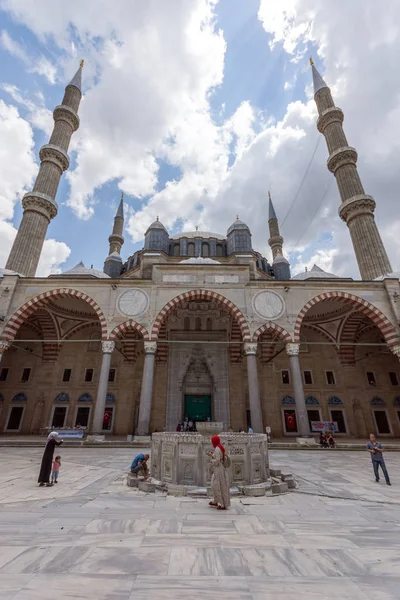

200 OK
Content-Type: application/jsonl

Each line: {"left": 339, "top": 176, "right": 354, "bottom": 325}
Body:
{"left": 1, "top": 291, "right": 400, "bottom": 438}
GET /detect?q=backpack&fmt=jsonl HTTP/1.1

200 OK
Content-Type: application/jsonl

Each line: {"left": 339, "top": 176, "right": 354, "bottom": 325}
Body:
{"left": 222, "top": 453, "right": 231, "bottom": 468}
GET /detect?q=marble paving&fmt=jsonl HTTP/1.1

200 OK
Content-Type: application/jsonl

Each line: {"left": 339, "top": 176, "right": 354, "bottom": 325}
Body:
{"left": 0, "top": 447, "right": 399, "bottom": 599}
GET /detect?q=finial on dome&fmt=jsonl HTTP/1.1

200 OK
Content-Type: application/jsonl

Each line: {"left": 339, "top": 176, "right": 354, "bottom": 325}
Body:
{"left": 305, "top": 266, "right": 308, "bottom": 272}
{"left": 236, "top": 215, "right": 239, "bottom": 220}
{"left": 80, "top": 59, "right": 84, "bottom": 68}
{"left": 156, "top": 216, "right": 159, "bottom": 221}
{"left": 195, "top": 225, "right": 199, "bottom": 231}
{"left": 309, "top": 56, "right": 314, "bottom": 66}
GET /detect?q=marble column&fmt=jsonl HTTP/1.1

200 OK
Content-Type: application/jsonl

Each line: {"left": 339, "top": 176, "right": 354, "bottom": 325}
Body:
{"left": 244, "top": 343, "right": 264, "bottom": 433}
{"left": 137, "top": 341, "right": 157, "bottom": 436}
{"left": 286, "top": 343, "right": 309, "bottom": 436}
{"left": 0, "top": 340, "right": 10, "bottom": 363}
{"left": 92, "top": 341, "right": 115, "bottom": 434}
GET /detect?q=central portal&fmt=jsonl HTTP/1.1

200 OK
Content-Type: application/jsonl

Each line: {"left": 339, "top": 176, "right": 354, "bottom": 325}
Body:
{"left": 184, "top": 395, "right": 212, "bottom": 421}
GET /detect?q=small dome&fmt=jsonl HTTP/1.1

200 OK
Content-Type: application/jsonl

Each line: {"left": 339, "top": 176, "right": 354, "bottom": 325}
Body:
{"left": 0, "top": 267, "right": 23, "bottom": 277}
{"left": 60, "top": 261, "right": 110, "bottom": 279}
{"left": 273, "top": 251, "right": 289, "bottom": 265}
{"left": 170, "top": 230, "right": 224, "bottom": 240}
{"left": 227, "top": 217, "right": 251, "bottom": 236}
{"left": 180, "top": 256, "right": 220, "bottom": 265}
{"left": 374, "top": 272, "right": 400, "bottom": 281}
{"left": 146, "top": 217, "right": 168, "bottom": 233}
{"left": 105, "top": 251, "right": 122, "bottom": 263}
{"left": 292, "top": 264, "right": 339, "bottom": 281}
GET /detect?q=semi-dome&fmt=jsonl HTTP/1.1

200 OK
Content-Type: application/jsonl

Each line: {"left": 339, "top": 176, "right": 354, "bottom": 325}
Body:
{"left": 180, "top": 256, "right": 220, "bottom": 265}
{"left": 0, "top": 267, "right": 23, "bottom": 277}
{"left": 227, "top": 217, "right": 251, "bottom": 236}
{"left": 374, "top": 272, "right": 400, "bottom": 281}
{"left": 59, "top": 261, "right": 110, "bottom": 279}
{"left": 170, "top": 230, "right": 225, "bottom": 240}
{"left": 292, "top": 264, "right": 339, "bottom": 281}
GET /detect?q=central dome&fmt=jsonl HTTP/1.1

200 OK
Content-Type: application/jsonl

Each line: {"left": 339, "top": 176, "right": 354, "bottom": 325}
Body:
{"left": 170, "top": 230, "right": 225, "bottom": 240}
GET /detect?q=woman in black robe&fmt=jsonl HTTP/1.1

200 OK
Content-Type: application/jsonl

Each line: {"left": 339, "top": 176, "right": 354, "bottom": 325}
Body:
{"left": 38, "top": 432, "right": 63, "bottom": 486}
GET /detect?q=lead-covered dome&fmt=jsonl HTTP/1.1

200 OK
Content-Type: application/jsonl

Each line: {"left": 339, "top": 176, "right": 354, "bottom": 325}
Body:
{"left": 180, "top": 256, "right": 220, "bottom": 265}
{"left": 227, "top": 217, "right": 251, "bottom": 236}
{"left": 170, "top": 230, "right": 224, "bottom": 240}
{"left": 292, "top": 264, "right": 339, "bottom": 281}
{"left": 59, "top": 261, "right": 110, "bottom": 279}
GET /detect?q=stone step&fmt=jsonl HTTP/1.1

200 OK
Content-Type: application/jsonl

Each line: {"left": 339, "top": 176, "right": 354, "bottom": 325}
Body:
{"left": 270, "top": 468, "right": 282, "bottom": 477}
{"left": 280, "top": 472, "right": 293, "bottom": 481}
{"left": 138, "top": 480, "right": 156, "bottom": 493}
{"left": 271, "top": 481, "right": 289, "bottom": 494}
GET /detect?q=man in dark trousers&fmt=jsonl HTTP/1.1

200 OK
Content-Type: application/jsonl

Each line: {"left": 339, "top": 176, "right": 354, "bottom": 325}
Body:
{"left": 366, "top": 433, "right": 391, "bottom": 485}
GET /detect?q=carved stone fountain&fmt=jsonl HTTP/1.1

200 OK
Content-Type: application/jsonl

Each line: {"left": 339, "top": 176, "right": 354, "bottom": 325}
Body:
{"left": 151, "top": 427, "right": 270, "bottom": 496}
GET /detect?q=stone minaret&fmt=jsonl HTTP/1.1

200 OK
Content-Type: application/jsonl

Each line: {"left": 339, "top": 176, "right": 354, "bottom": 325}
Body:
{"left": 6, "top": 62, "right": 84, "bottom": 277}
{"left": 310, "top": 58, "right": 392, "bottom": 280}
{"left": 104, "top": 193, "right": 124, "bottom": 278}
{"left": 268, "top": 190, "right": 283, "bottom": 259}
{"left": 268, "top": 191, "right": 291, "bottom": 280}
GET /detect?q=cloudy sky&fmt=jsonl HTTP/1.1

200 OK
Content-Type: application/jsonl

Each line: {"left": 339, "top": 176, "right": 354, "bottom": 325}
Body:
{"left": 0, "top": 0, "right": 399, "bottom": 278}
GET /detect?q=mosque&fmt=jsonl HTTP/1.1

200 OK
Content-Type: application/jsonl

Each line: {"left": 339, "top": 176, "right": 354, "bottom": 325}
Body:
{"left": 0, "top": 60, "right": 399, "bottom": 439}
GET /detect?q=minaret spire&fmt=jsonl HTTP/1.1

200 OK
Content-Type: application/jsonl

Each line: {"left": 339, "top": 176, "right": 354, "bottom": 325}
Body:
{"left": 311, "top": 59, "right": 392, "bottom": 280}
{"left": 268, "top": 191, "right": 283, "bottom": 258}
{"left": 6, "top": 62, "right": 83, "bottom": 276}
{"left": 267, "top": 191, "right": 291, "bottom": 280}
{"left": 103, "top": 192, "right": 125, "bottom": 277}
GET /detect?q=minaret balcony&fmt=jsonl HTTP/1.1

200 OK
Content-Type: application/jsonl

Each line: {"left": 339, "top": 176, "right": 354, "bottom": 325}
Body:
{"left": 39, "top": 144, "right": 70, "bottom": 172}
{"left": 53, "top": 105, "right": 80, "bottom": 132}
{"left": 22, "top": 192, "right": 58, "bottom": 219}
{"left": 338, "top": 194, "right": 376, "bottom": 223}
{"left": 317, "top": 106, "right": 344, "bottom": 133}
{"left": 327, "top": 146, "right": 358, "bottom": 174}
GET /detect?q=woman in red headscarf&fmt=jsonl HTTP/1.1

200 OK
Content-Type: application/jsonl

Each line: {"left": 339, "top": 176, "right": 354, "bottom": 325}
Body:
{"left": 207, "top": 435, "right": 230, "bottom": 510}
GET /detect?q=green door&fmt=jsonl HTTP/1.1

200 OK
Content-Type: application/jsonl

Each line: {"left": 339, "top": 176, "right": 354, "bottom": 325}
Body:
{"left": 184, "top": 395, "right": 211, "bottom": 421}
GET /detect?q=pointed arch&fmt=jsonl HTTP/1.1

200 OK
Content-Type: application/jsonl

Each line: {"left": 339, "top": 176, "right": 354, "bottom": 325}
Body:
{"left": 294, "top": 291, "right": 399, "bottom": 347}
{"left": 109, "top": 319, "right": 150, "bottom": 341}
{"left": 252, "top": 322, "right": 292, "bottom": 343}
{"left": 151, "top": 289, "right": 251, "bottom": 341}
{"left": 3, "top": 288, "right": 107, "bottom": 341}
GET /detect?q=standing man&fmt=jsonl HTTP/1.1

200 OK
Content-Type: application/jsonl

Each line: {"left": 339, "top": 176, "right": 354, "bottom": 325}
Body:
{"left": 366, "top": 434, "right": 391, "bottom": 485}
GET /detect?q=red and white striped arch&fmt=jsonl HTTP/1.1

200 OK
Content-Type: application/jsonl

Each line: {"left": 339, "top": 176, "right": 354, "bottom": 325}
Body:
{"left": 2, "top": 288, "right": 108, "bottom": 341}
{"left": 109, "top": 319, "right": 150, "bottom": 341}
{"left": 294, "top": 291, "right": 400, "bottom": 347}
{"left": 252, "top": 322, "right": 292, "bottom": 343}
{"left": 150, "top": 289, "right": 251, "bottom": 341}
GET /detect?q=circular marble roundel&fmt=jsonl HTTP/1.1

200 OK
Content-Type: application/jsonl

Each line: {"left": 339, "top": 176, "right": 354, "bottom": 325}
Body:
{"left": 253, "top": 290, "right": 285, "bottom": 320}
{"left": 117, "top": 289, "right": 149, "bottom": 318}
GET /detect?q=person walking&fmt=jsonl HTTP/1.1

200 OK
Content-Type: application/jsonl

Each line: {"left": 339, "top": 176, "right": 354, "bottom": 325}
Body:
{"left": 366, "top": 433, "right": 391, "bottom": 485}
{"left": 38, "top": 432, "right": 63, "bottom": 486}
{"left": 207, "top": 435, "right": 230, "bottom": 510}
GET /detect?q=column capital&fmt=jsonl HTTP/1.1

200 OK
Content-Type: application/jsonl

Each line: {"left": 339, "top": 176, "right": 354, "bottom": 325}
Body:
{"left": 244, "top": 342, "right": 258, "bottom": 356}
{"left": 0, "top": 340, "right": 11, "bottom": 353}
{"left": 390, "top": 344, "right": 400, "bottom": 359}
{"left": 101, "top": 340, "right": 115, "bottom": 354}
{"left": 286, "top": 342, "right": 300, "bottom": 356}
{"left": 144, "top": 341, "right": 157, "bottom": 354}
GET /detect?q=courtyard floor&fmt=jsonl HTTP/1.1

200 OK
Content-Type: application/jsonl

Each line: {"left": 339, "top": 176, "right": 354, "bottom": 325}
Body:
{"left": 0, "top": 448, "right": 399, "bottom": 599}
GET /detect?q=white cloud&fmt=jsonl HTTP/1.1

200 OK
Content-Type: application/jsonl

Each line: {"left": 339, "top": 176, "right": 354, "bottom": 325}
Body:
{"left": 0, "top": 99, "right": 70, "bottom": 274}
{"left": 0, "top": 30, "right": 57, "bottom": 84}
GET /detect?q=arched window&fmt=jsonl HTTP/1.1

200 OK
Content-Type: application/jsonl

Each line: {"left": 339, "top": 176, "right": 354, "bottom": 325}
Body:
{"left": 393, "top": 397, "right": 400, "bottom": 407}
{"left": 184, "top": 317, "right": 191, "bottom": 331}
{"left": 371, "top": 397, "right": 386, "bottom": 406}
{"left": 195, "top": 317, "right": 202, "bottom": 331}
{"left": 173, "top": 244, "right": 180, "bottom": 257}
{"left": 12, "top": 393, "right": 27, "bottom": 403}
{"left": 55, "top": 393, "right": 69, "bottom": 403}
{"left": 77, "top": 393, "right": 92, "bottom": 403}
{"left": 216, "top": 244, "right": 223, "bottom": 257}
{"left": 88, "top": 331, "right": 101, "bottom": 352}
{"left": 106, "top": 393, "right": 116, "bottom": 404}
{"left": 328, "top": 396, "right": 343, "bottom": 406}
{"left": 207, "top": 318, "right": 212, "bottom": 331}
{"left": 188, "top": 242, "right": 195, "bottom": 256}
{"left": 282, "top": 396, "right": 296, "bottom": 405}
{"left": 0, "top": 393, "right": 4, "bottom": 402}
{"left": 305, "top": 396, "right": 320, "bottom": 405}
{"left": 202, "top": 242, "right": 209, "bottom": 257}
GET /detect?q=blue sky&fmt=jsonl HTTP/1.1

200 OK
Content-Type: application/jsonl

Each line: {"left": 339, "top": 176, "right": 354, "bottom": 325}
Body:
{"left": 0, "top": 0, "right": 399, "bottom": 278}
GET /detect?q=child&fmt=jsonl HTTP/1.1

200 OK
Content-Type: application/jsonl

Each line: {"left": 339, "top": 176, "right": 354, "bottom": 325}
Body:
{"left": 51, "top": 455, "right": 61, "bottom": 484}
